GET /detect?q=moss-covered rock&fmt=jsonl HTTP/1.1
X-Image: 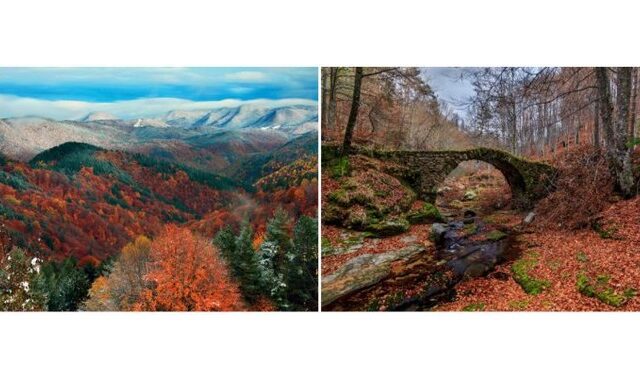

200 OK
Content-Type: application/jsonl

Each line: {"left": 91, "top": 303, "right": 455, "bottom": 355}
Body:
{"left": 321, "top": 203, "right": 348, "bottom": 224}
{"left": 486, "top": 230, "right": 507, "bottom": 241}
{"left": 462, "top": 302, "right": 485, "bottom": 311}
{"left": 462, "top": 189, "right": 477, "bottom": 200}
{"left": 406, "top": 202, "right": 444, "bottom": 224}
{"left": 449, "top": 200, "right": 464, "bottom": 209}
{"left": 463, "top": 223, "right": 478, "bottom": 235}
{"left": 366, "top": 217, "right": 410, "bottom": 237}
{"left": 511, "top": 253, "right": 550, "bottom": 295}
{"left": 508, "top": 299, "right": 530, "bottom": 310}
{"left": 323, "top": 154, "right": 418, "bottom": 236}
{"left": 576, "top": 272, "right": 636, "bottom": 307}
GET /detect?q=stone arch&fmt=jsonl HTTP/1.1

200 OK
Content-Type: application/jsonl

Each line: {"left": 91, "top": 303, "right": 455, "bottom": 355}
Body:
{"left": 326, "top": 146, "right": 557, "bottom": 210}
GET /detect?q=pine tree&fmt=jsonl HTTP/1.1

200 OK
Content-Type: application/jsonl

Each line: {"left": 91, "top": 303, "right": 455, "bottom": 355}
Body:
{"left": 214, "top": 226, "right": 240, "bottom": 277}
{"left": 264, "top": 208, "right": 292, "bottom": 274}
{"left": 214, "top": 226, "right": 237, "bottom": 261}
{"left": 234, "top": 221, "right": 264, "bottom": 304}
{"left": 286, "top": 216, "right": 318, "bottom": 311}
{"left": 33, "top": 257, "right": 90, "bottom": 311}
{"left": 257, "top": 240, "right": 287, "bottom": 309}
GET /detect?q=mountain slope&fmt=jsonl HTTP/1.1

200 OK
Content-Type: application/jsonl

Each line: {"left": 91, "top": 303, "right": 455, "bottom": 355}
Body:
{"left": 0, "top": 104, "right": 317, "bottom": 164}
{"left": 0, "top": 117, "right": 130, "bottom": 161}
{"left": 226, "top": 131, "right": 318, "bottom": 187}
{"left": 0, "top": 142, "right": 246, "bottom": 261}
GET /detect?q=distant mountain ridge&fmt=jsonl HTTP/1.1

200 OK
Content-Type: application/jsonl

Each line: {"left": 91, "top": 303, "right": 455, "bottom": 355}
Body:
{"left": 82, "top": 111, "right": 118, "bottom": 122}
{"left": 162, "top": 104, "right": 317, "bottom": 132}
{"left": 0, "top": 103, "right": 317, "bottom": 162}
{"left": 75, "top": 104, "right": 318, "bottom": 132}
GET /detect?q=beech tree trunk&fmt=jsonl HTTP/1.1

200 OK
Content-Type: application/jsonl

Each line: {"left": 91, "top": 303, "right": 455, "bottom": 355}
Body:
{"left": 341, "top": 67, "right": 363, "bottom": 156}
{"left": 593, "top": 100, "right": 600, "bottom": 148}
{"left": 596, "top": 67, "right": 635, "bottom": 197}
{"left": 328, "top": 68, "right": 338, "bottom": 135}
{"left": 614, "top": 67, "right": 635, "bottom": 196}
{"left": 321, "top": 68, "right": 330, "bottom": 133}
{"left": 630, "top": 68, "right": 638, "bottom": 138}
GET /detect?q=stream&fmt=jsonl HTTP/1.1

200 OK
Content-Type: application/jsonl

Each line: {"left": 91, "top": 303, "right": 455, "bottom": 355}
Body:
{"left": 390, "top": 215, "right": 521, "bottom": 311}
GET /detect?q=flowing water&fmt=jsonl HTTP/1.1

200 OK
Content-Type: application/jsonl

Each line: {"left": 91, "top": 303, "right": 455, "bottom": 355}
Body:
{"left": 390, "top": 216, "right": 521, "bottom": 311}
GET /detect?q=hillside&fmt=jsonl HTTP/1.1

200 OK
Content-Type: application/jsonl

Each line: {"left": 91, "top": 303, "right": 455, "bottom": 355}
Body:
{"left": 0, "top": 142, "right": 240, "bottom": 261}
{"left": 226, "top": 131, "right": 318, "bottom": 187}
{"left": 0, "top": 135, "right": 317, "bottom": 312}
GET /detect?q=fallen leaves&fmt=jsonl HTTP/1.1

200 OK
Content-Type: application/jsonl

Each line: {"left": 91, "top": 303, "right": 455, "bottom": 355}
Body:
{"left": 437, "top": 201, "right": 640, "bottom": 311}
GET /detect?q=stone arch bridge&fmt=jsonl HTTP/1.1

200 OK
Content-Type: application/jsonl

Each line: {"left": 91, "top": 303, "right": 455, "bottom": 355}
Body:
{"left": 324, "top": 146, "right": 557, "bottom": 209}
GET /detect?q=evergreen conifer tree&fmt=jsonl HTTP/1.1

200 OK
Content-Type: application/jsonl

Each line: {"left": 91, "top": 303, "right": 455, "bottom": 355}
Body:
{"left": 286, "top": 216, "right": 318, "bottom": 311}
{"left": 214, "top": 225, "right": 240, "bottom": 277}
{"left": 264, "top": 208, "right": 292, "bottom": 274}
{"left": 33, "top": 257, "right": 90, "bottom": 311}
{"left": 234, "top": 221, "right": 263, "bottom": 304}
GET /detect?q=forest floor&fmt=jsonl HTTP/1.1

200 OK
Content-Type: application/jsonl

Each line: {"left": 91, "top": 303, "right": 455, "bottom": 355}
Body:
{"left": 322, "top": 162, "right": 640, "bottom": 311}
{"left": 436, "top": 194, "right": 640, "bottom": 311}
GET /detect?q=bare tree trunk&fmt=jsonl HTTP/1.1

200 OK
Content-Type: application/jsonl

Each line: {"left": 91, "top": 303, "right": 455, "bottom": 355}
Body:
{"left": 630, "top": 68, "right": 638, "bottom": 138}
{"left": 321, "top": 68, "right": 330, "bottom": 134}
{"left": 597, "top": 67, "right": 635, "bottom": 197}
{"left": 510, "top": 100, "right": 517, "bottom": 154}
{"left": 614, "top": 67, "right": 635, "bottom": 196}
{"left": 328, "top": 68, "right": 338, "bottom": 135}
{"left": 341, "top": 67, "right": 363, "bottom": 156}
{"left": 593, "top": 100, "right": 600, "bottom": 149}
{"left": 595, "top": 68, "right": 615, "bottom": 145}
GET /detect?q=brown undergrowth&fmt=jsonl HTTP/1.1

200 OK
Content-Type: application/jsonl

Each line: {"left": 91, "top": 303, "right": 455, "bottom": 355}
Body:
{"left": 534, "top": 146, "right": 614, "bottom": 229}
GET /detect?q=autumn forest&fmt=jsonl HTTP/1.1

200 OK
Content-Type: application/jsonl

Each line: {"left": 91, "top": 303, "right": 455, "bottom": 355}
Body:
{"left": 0, "top": 67, "right": 319, "bottom": 312}
{"left": 321, "top": 67, "right": 640, "bottom": 311}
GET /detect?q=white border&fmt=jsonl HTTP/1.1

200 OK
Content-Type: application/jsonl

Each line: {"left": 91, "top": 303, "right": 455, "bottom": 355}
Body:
{"left": 2, "top": 0, "right": 640, "bottom": 379}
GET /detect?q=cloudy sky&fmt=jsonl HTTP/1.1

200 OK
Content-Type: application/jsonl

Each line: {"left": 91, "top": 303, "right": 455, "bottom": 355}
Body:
{"left": 421, "top": 67, "right": 476, "bottom": 119}
{"left": 0, "top": 67, "right": 317, "bottom": 120}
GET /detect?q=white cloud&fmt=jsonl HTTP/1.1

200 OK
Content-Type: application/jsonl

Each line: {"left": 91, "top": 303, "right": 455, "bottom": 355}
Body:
{"left": 0, "top": 94, "right": 317, "bottom": 120}
{"left": 224, "top": 71, "right": 269, "bottom": 81}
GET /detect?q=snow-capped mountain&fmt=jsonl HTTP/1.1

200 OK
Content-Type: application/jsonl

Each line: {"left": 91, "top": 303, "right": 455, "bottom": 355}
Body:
{"left": 196, "top": 104, "right": 317, "bottom": 133}
{"left": 81, "top": 112, "right": 118, "bottom": 122}
{"left": 0, "top": 104, "right": 317, "bottom": 161}
{"left": 0, "top": 117, "right": 127, "bottom": 161}
{"left": 133, "top": 118, "right": 170, "bottom": 128}
{"left": 122, "top": 104, "right": 318, "bottom": 133}
{"left": 163, "top": 110, "right": 210, "bottom": 128}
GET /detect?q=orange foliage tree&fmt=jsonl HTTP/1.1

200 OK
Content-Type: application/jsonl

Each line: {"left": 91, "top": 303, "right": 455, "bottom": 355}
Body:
{"left": 83, "top": 235, "right": 152, "bottom": 311}
{"left": 83, "top": 276, "right": 114, "bottom": 311}
{"left": 138, "top": 225, "right": 244, "bottom": 311}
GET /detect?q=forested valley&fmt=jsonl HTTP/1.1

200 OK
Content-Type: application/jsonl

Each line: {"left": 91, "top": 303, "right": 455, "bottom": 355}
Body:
{"left": 1, "top": 133, "right": 318, "bottom": 311}
{"left": 321, "top": 67, "right": 640, "bottom": 311}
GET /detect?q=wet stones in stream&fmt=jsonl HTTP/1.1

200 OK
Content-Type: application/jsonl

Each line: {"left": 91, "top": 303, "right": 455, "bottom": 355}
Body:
{"left": 323, "top": 216, "right": 519, "bottom": 311}
{"left": 388, "top": 220, "right": 515, "bottom": 310}
{"left": 463, "top": 209, "right": 477, "bottom": 224}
